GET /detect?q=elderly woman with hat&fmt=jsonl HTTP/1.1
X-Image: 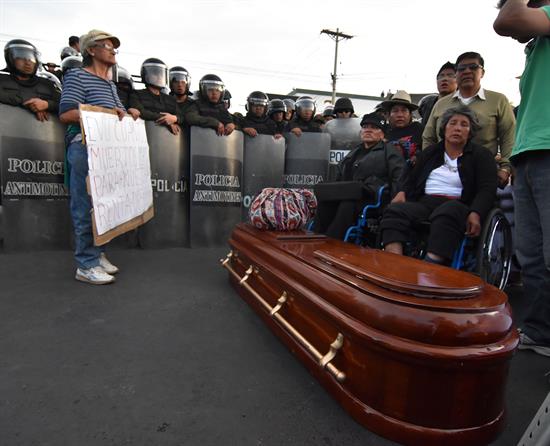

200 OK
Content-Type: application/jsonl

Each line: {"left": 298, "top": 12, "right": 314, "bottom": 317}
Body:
{"left": 380, "top": 105, "right": 497, "bottom": 265}
{"left": 383, "top": 90, "right": 424, "bottom": 165}
{"left": 313, "top": 112, "right": 405, "bottom": 239}
{"left": 59, "top": 29, "right": 140, "bottom": 285}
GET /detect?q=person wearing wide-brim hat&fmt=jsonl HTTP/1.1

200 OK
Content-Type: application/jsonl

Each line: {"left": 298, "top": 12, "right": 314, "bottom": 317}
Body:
{"left": 382, "top": 90, "right": 423, "bottom": 166}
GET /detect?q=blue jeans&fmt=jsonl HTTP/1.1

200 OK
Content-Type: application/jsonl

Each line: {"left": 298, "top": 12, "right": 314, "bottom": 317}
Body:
{"left": 513, "top": 150, "right": 550, "bottom": 343}
{"left": 67, "top": 141, "right": 101, "bottom": 269}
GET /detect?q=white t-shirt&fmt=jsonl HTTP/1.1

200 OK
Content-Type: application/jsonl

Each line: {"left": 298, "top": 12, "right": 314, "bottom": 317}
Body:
{"left": 425, "top": 153, "right": 463, "bottom": 197}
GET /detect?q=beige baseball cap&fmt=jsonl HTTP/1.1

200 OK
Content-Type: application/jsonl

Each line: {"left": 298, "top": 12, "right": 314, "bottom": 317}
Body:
{"left": 80, "top": 29, "right": 120, "bottom": 54}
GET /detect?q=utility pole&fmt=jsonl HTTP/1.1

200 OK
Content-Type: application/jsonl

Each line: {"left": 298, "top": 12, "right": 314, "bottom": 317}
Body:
{"left": 321, "top": 28, "right": 354, "bottom": 104}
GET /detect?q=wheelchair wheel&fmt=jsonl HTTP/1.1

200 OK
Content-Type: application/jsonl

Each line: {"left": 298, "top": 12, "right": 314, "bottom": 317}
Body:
{"left": 476, "top": 208, "right": 513, "bottom": 290}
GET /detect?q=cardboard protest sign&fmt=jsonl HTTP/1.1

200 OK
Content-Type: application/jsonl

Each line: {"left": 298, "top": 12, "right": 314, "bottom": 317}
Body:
{"left": 79, "top": 105, "right": 154, "bottom": 246}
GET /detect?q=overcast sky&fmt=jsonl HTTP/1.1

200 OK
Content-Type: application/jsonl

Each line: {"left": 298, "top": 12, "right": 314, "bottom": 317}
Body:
{"left": 0, "top": 0, "right": 525, "bottom": 112}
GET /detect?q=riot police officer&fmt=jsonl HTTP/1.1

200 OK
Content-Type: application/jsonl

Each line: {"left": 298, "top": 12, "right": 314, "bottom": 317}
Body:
{"left": 184, "top": 74, "right": 235, "bottom": 136}
{"left": 288, "top": 96, "right": 322, "bottom": 136}
{"left": 0, "top": 39, "right": 60, "bottom": 122}
{"left": 111, "top": 64, "right": 139, "bottom": 112}
{"left": 283, "top": 98, "right": 295, "bottom": 122}
{"left": 133, "top": 58, "right": 183, "bottom": 134}
{"left": 169, "top": 66, "right": 194, "bottom": 115}
{"left": 240, "top": 91, "right": 278, "bottom": 137}
{"left": 267, "top": 99, "right": 288, "bottom": 134}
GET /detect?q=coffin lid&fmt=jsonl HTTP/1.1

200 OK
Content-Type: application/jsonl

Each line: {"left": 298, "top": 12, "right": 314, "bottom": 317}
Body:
{"left": 313, "top": 246, "right": 483, "bottom": 299}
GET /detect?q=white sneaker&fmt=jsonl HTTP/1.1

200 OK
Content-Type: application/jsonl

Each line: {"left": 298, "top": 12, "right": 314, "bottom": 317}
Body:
{"left": 75, "top": 266, "right": 115, "bottom": 285}
{"left": 99, "top": 253, "right": 119, "bottom": 275}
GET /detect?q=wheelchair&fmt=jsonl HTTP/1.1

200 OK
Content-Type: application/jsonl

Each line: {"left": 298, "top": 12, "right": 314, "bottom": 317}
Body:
{"left": 344, "top": 186, "right": 513, "bottom": 290}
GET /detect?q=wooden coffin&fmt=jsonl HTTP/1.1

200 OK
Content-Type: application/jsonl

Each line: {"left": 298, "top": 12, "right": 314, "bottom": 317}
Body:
{"left": 221, "top": 223, "right": 518, "bottom": 446}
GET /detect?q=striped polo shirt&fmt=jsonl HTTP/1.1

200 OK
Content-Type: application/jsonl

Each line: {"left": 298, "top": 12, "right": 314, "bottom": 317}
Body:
{"left": 59, "top": 68, "right": 124, "bottom": 114}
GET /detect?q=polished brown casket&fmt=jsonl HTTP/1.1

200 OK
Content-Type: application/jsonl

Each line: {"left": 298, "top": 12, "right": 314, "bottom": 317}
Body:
{"left": 221, "top": 223, "right": 518, "bottom": 446}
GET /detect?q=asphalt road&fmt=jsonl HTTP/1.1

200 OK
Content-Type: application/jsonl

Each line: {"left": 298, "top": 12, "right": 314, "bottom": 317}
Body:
{"left": 0, "top": 248, "right": 548, "bottom": 446}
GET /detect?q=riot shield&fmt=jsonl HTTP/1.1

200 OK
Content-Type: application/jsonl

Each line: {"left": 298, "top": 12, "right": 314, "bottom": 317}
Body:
{"left": 0, "top": 104, "right": 71, "bottom": 250}
{"left": 283, "top": 132, "right": 331, "bottom": 189}
{"left": 188, "top": 126, "right": 243, "bottom": 247}
{"left": 323, "top": 118, "right": 361, "bottom": 181}
{"left": 137, "top": 122, "right": 189, "bottom": 248}
{"left": 242, "top": 134, "right": 285, "bottom": 220}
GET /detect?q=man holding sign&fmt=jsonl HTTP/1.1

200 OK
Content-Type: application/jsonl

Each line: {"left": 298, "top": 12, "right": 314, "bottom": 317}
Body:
{"left": 59, "top": 29, "right": 141, "bottom": 285}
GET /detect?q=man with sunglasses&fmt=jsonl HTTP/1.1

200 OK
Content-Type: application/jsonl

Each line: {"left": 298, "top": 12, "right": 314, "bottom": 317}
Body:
{"left": 0, "top": 39, "right": 60, "bottom": 122}
{"left": 494, "top": 0, "right": 550, "bottom": 356}
{"left": 422, "top": 52, "right": 515, "bottom": 188}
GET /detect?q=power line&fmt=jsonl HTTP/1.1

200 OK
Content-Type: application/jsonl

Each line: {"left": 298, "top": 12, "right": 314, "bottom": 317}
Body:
{"left": 320, "top": 28, "right": 354, "bottom": 104}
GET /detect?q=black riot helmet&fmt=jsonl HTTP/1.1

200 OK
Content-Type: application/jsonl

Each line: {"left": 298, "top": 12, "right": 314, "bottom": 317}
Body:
{"left": 60, "top": 46, "right": 79, "bottom": 60}
{"left": 334, "top": 97, "right": 354, "bottom": 114}
{"left": 60, "top": 55, "right": 83, "bottom": 74}
{"left": 283, "top": 98, "right": 295, "bottom": 112}
{"left": 246, "top": 91, "right": 269, "bottom": 112}
{"left": 36, "top": 68, "right": 62, "bottom": 92}
{"left": 199, "top": 74, "right": 225, "bottom": 103}
{"left": 4, "top": 39, "right": 40, "bottom": 77}
{"left": 112, "top": 64, "right": 134, "bottom": 89}
{"left": 323, "top": 105, "right": 335, "bottom": 118}
{"left": 169, "top": 66, "right": 191, "bottom": 94}
{"left": 223, "top": 89, "right": 232, "bottom": 109}
{"left": 140, "top": 57, "right": 168, "bottom": 89}
{"left": 267, "top": 99, "right": 287, "bottom": 117}
{"left": 295, "top": 96, "right": 316, "bottom": 116}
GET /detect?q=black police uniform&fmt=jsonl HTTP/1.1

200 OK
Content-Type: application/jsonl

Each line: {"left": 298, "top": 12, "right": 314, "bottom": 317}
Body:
{"left": 133, "top": 88, "right": 185, "bottom": 124}
{"left": 184, "top": 98, "right": 234, "bottom": 130}
{"left": 288, "top": 116, "right": 323, "bottom": 133}
{"left": 240, "top": 112, "right": 278, "bottom": 135}
{"left": 0, "top": 72, "right": 60, "bottom": 112}
{"left": 116, "top": 87, "right": 141, "bottom": 110}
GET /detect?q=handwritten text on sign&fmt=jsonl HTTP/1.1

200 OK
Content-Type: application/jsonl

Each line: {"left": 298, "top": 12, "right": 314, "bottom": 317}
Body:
{"left": 80, "top": 110, "right": 153, "bottom": 236}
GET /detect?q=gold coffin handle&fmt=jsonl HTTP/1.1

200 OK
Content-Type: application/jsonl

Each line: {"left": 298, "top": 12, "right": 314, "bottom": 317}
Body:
{"left": 221, "top": 252, "right": 346, "bottom": 383}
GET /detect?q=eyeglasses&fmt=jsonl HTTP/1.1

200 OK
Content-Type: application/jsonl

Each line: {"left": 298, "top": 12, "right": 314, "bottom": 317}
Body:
{"left": 337, "top": 110, "right": 352, "bottom": 114}
{"left": 437, "top": 73, "right": 456, "bottom": 80}
{"left": 456, "top": 63, "right": 483, "bottom": 72}
{"left": 94, "top": 43, "right": 118, "bottom": 53}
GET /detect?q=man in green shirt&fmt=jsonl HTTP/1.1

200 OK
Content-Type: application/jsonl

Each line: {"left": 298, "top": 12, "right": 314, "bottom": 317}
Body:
{"left": 494, "top": 0, "right": 550, "bottom": 356}
{"left": 422, "top": 51, "right": 515, "bottom": 188}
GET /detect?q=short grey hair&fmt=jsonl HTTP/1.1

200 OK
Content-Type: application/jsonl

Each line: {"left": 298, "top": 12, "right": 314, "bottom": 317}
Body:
{"left": 438, "top": 105, "right": 481, "bottom": 141}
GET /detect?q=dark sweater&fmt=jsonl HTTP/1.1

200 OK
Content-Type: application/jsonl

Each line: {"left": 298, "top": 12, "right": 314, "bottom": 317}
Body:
{"left": 400, "top": 140, "right": 497, "bottom": 220}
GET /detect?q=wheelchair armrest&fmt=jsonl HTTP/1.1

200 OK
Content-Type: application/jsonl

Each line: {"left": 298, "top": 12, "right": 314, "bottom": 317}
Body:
{"left": 359, "top": 184, "right": 389, "bottom": 219}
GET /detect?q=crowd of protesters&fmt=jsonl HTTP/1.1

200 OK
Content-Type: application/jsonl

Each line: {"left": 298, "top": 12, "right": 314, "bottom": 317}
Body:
{"left": 0, "top": 0, "right": 549, "bottom": 357}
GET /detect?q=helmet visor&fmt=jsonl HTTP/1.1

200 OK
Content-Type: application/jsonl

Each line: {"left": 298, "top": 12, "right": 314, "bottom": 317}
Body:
{"left": 248, "top": 97, "right": 268, "bottom": 107}
{"left": 202, "top": 80, "right": 224, "bottom": 92}
{"left": 9, "top": 45, "right": 38, "bottom": 63}
{"left": 297, "top": 98, "right": 315, "bottom": 111}
{"left": 170, "top": 71, "right": 190, "bottom": 84}
{"left": 142, "top": 63, "right": 167, "bottom": 88}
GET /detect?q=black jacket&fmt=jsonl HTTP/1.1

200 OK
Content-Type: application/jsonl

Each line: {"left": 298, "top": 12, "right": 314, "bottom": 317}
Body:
{"left": 337, "top": 141, "right": 405, "bottom": 198}
{"left": 183, "top": 98, "right": 234, "bottom": 129}
{"left": 400, "top": 140, "right": 497, "bottom": 220}
{"left": 133, "top": 89, "right": 184, "bottom": 124}
{"left": 288, "top": 116, "right": 323, "bottom": 133}
{"left": 272, "top": 119, "right": 288, "bottom": 134}
{"left": 239, "top": 112, "right": 277, "bottom": 135}
{"left": 0, "top": 72, "right": 60, "bottom": 112}
{"left": 116, "top": 87, "right": 141, "bottom": 110}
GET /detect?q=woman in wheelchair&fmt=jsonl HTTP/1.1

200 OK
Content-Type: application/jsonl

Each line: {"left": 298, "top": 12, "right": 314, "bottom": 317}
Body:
{"left": 313, "top": 112, "right": 405, "bottom": 239}
{"left": 380, "top": 106, "right": 497, "bottom": 265}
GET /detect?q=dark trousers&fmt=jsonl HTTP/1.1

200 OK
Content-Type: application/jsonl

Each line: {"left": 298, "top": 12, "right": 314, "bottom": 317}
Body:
{"left": 380, "top": 195, "right": 469, "bottom": 260}
{"left": 314, "top": 199, "right": 369, "bottom": 240}
{"left": 513, "top": 151, "right": 550, "bottom": 343}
